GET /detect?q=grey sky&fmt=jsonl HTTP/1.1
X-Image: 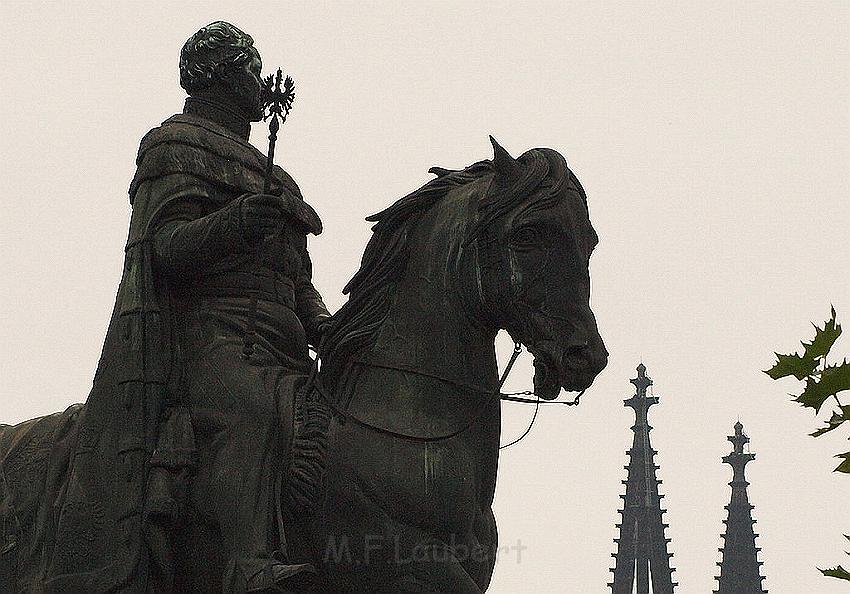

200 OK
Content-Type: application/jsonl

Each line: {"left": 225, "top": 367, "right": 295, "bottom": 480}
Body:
{"left": 1, "top": 2, "right": 848, "bottom": 592}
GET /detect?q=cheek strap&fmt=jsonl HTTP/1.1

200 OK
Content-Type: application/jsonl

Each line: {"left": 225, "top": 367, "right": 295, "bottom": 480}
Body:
{"left": 475, "top": 227, "right": 525, "bottom": 337}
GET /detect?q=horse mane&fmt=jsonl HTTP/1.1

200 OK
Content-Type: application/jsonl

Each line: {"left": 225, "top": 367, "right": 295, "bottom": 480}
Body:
{"left": 320, "top": 147, "right": 581, "bottom": 387}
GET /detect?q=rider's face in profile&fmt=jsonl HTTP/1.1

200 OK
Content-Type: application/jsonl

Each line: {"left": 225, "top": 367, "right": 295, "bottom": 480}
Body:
{"left": 222, "top": 47, "right": 264, "bottom": 122}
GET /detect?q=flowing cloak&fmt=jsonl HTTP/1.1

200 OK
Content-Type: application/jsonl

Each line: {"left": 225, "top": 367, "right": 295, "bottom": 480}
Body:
{"left": 37, "top": 113, "right": 321, "bottom": 593}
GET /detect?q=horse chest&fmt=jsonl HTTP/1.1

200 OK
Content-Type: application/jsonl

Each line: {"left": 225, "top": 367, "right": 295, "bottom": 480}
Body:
{"left": 326, "top": 417, "right": 496, "bottom": 536}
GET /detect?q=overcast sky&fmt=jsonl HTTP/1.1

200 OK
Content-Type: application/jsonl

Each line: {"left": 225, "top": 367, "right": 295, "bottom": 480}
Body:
{"left": 1, "top": 2, "right": 848, "bottom": 593}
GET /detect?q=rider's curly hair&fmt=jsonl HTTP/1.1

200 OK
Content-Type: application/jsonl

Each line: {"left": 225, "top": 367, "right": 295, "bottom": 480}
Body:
{"left": 179, "top": 21, "right": 256, "bottom": 93}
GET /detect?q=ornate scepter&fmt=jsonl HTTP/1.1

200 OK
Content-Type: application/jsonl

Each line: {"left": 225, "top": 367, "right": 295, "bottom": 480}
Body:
{"left": 261, "top": 68, "right": 296, "bottom": 192}
{"left": 242, "top": 67, "right": 296, "bottom": 360}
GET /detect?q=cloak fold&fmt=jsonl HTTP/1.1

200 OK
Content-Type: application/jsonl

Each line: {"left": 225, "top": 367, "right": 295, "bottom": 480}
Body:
{"left": 38, "top": 113, "right": 320, "bottom": 592}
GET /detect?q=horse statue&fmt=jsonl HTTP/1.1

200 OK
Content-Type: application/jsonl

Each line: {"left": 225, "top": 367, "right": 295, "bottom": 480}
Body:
{"left": 0, "top": 139, "right": 606, "bottom": 593}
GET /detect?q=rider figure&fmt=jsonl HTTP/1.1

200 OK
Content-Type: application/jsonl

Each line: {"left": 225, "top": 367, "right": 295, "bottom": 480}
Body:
{"left": 154, "top": 21, "right": 332, "bottom": 591}
{"left": 41, "top": 21, "right": 330, "bottom": 593}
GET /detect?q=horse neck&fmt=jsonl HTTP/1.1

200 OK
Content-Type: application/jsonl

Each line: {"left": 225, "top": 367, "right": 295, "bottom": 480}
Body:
{"left": 358, "top": 181, "right": 499, "bottom": 394}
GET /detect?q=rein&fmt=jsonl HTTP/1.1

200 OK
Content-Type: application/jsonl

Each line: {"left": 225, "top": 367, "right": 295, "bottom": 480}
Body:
{"left": 496, "top": 342, "right": 583, "bottom": 450}
{"left": 302, "top": 338, "right": 582, "bottom": 448}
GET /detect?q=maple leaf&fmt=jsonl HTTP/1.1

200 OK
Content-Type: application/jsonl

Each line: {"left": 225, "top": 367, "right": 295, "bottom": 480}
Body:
{"left": 796, "top": 377, "right": 832, "bottom": 413}
{"left": 804, "top": 306, "right": 842, "bottom": 360}
{"left": 835, "top": 451, "right": 850, "bottom": 474}
{"left": 810, "top": 407, "right": 850, "bottom": 438}
{"left": 821, "top": 566, "right": 850, "bottom": 581}
{"left": 819, "top": 361, "right": 850, "bottom": 397}
{"left": 795, "top": 362, "right": 850, "bottom": 413}
{"left": 820, "top": 538, "right": 850, "bottom": 581}
{"left": 764, "top": 352, "right": 819, "bottom": 381}
{"left": 767, "top": 308, "right": 849, "bottom": 585}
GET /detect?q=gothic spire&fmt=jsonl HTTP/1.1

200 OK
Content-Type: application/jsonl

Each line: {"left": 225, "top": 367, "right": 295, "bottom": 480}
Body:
{"left": 609, "top": 363, "right": 677, "bottom": 593}
{"left": 714, "top": 422, "right": 768, "bottom": 594}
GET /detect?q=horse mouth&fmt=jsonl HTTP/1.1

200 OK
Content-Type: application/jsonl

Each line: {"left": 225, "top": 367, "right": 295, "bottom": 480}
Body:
{"left": 531, "top": 348, "right": 605, "bottom": 400}
{"left": 532, "top": 356, "right": 561, "bottom": 400}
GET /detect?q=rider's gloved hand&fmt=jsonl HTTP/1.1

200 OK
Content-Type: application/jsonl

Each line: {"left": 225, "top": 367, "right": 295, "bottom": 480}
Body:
{"left": 238, "top": 193, "right": 286, "bottom": 244}
{"left": 238, "top": 192, "right": 323, "bottom": 242}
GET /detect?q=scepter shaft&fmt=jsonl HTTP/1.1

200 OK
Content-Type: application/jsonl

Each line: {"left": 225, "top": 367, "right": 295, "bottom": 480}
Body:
{"left": 242, "top": 67, "right": 294, "bottom": 360}
{"left": 263, "top": 115, "right": 280, "bottom": 194}
{"left": 243, "top": 116, "right": 278, "bottom": 359}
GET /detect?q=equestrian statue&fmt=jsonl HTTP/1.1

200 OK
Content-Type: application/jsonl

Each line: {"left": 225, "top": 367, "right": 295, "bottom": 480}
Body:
{"left": 0, "top": 21, "right": 607, "bottom": 593}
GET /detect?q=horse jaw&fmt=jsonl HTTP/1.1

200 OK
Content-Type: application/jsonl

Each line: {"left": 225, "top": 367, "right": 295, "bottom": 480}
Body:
{"left": 532, "top": 355, "right": 562, "bottom": 400}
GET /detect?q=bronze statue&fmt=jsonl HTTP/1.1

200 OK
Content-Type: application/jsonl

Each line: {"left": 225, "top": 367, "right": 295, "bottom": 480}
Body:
{"left": 0, "top": 21, "right": 607, "bottom": 593}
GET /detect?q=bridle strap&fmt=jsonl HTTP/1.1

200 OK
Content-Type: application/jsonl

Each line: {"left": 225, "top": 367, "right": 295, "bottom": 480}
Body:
{"left": 475, "top": 226, "right": 517, "bottom": 332}
{"left": 302, "top": 339, "right": 581, "bottom": 447}
{"left": 498, "top": 341, "right": 524, "bottom": 389}
{"left": 497, "top": 342, "right": 584, "bottom": 450}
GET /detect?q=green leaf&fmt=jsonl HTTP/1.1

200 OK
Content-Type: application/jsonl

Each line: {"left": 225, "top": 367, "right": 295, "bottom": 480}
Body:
{"left": 764, "top": 352, "right": 819, "bottom": 380}
{"left": 796, "top": 377, "right": 832, "bottom": 413}
{"left": 810, "top": 408, "right": 850, "bottom": 438}
{"left": 819, "top": 361, "right": 850, "bottom": 398}
{"left": 796, "top": 364, "right": 850, "bottom": 413}
{"left": 804, "top": 307, "right": 842, "bottom": 360}
{"left": 834, "top": 451, "right": 850, "bottom": 474}
{"left": 821, "top": 565, "right": 850, "bottom": 581}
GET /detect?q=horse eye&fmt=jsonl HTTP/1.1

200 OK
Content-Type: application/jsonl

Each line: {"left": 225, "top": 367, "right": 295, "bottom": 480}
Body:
{"left": 511, "top": 225, "right": 540, "bottom": 247}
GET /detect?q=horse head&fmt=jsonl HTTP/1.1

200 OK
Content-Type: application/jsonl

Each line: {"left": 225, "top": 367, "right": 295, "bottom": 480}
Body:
{"left": 323, "top": 138, "right": 606, "bottom": 402}
{"left": 464, "top": 137, "right": 608, "bottom": 399}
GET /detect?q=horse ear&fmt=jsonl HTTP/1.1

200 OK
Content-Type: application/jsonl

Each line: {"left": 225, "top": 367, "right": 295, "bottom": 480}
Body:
{"left": 489, "top": 135, "right": 521, "bottom": 182}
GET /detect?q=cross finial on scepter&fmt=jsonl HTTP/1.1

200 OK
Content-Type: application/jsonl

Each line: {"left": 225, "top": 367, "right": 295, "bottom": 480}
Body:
{"left": 260, "top": 67, "right": 295, "bottom": 193}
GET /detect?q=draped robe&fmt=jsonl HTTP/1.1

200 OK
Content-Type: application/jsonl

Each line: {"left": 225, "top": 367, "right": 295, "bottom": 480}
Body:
{"left": 33, "top": 110, "right": 328, "bottom": 592}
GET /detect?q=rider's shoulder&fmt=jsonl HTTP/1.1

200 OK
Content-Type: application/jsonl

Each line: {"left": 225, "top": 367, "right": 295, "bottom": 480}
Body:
{"left": 136, "top": 113, "right": 257, "bottom": 163}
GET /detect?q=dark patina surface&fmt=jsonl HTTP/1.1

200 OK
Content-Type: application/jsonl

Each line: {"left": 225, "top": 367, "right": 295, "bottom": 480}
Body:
{"left": 0, "top": 21, "right": 606, "bottom": 593}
